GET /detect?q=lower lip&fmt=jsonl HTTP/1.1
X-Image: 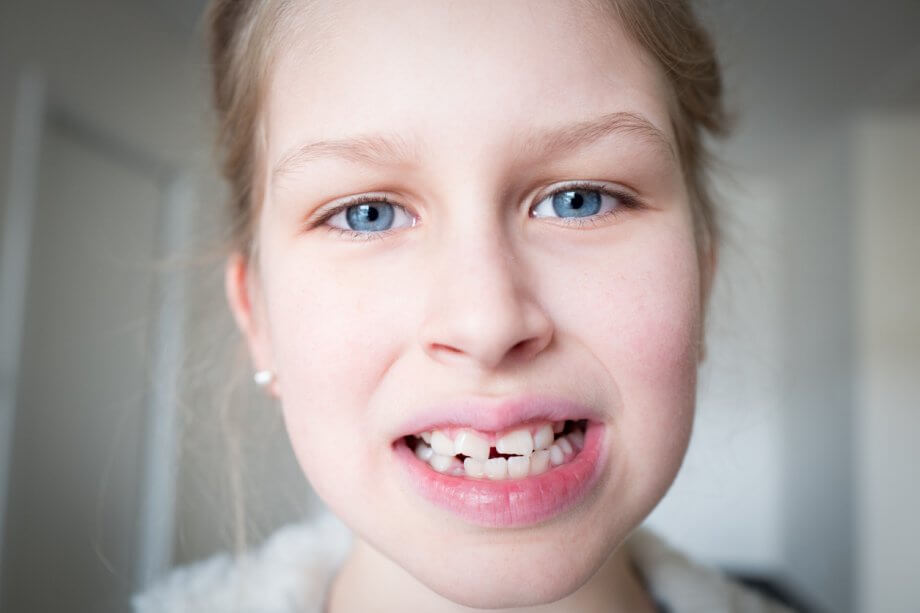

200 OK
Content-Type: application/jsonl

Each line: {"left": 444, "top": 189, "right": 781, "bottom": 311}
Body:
{"left": 393, "top": 422, "right": 606, "bottom": 528}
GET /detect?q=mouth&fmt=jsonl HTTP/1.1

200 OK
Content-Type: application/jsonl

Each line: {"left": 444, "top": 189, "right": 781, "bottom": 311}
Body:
{"left": 403, "top": 419, "right": 588, "bottom": 480}
{"left": 392, "top": 401, "right": 606, "bottom": 527}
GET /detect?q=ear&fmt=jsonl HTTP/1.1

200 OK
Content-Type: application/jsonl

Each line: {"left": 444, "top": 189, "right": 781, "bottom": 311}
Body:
{"left": 225, "top": 252, "right": 280, "bottom": 396}
{"left": 698, "top": 240, "right": 718, "bottom": 363}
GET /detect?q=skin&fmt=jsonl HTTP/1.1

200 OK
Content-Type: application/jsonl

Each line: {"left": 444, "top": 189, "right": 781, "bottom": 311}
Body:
{"left": 226, "top": 1, "right": 714, "bottom": 611}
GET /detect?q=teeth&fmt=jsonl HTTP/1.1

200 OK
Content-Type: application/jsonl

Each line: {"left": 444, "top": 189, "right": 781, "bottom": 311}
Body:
{"left": 549, "top": 444, "right": 565, "bottom": 466}
{"left": 530, "top": 450, "right": 550, "bottom": 475}
{"left": 533, "top": 424, "right": 554, "bottom": 450}
{"left": 415, "top": 443, "right": 433, "bottom": 462}
{"left": 507, "top": 456, "right": 530, "bottom": 478}
{"left": 429, "top": 453, "right": 458, "bottom": 473}
{"left": 496, "top": 428, "right": 534, "bottom": 456}
{"left": 430, "top": 431, "right": 455, "bottom": 456}
{"left": 569, "top": 430, "right": 585, "bottom": 450}
{"left": 557, "top": 437, "right": 573, "bottom": 455}
{"left": 463, "top": 457, "right": 485, "bottom": 478}
{"left": 484, "top": 457, "right": 508, "bottom": 480}
{"left": 454, "top": 430, "right": 490, "bottom": 460}
{"left": 416, "top": 422, "right": 587, "bottom": 480}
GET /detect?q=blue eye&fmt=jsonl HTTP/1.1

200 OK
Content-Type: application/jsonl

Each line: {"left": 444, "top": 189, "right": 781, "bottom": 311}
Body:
{"left": 531, "top": 188, "right": 617, "bottom": 220}
{"left": 326, "top": 200, "right": 415, "bottom": 234}
{"left": 554, "top": 190, "right": 600, "bottom": 217}
{"left": 346, "top": 203, "right": 394, "bottom": 231}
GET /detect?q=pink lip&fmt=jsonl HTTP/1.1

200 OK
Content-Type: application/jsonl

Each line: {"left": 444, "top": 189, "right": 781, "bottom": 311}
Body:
{"left": 394, "top": 420, "right": 607, "bottom": 527}
{"left": 392, "top": 395, "right": 605, "bottom": 437}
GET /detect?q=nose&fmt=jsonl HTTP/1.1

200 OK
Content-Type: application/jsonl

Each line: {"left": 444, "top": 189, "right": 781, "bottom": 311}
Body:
{"left": 418, "top": 227, "right": 554, "bottom": 372}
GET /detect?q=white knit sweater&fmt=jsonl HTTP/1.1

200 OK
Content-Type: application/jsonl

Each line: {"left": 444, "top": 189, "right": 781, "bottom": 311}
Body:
{"left": 133, "top": 514, "right": 792, "bottom": 613}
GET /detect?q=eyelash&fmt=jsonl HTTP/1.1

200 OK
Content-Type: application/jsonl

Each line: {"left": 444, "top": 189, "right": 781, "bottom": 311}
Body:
{"left": 308, "top": 182, "right": 643, "bottom": 242}
{"left": 534, "top": 182, "right": 643, "bottom": 227}
{"left": 311, "top": 194, "right": 406, "bottom": 242}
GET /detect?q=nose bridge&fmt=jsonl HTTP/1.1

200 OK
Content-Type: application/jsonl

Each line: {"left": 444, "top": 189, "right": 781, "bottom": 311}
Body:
{"left": 419, "top": 212, "right": 553, "bottom": 370}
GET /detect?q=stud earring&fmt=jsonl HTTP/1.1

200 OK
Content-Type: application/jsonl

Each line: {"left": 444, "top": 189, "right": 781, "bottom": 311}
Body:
{"left": 253, "top": 370, "right": 275, "bottom": 387}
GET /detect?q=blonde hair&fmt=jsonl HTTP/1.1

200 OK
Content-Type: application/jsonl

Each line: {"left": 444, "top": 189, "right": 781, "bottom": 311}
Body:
{"left": 207, "top": 0, "right": 728, "bottom": 259}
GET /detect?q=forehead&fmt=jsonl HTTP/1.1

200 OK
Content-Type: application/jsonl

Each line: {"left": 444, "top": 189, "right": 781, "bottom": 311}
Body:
{"left": 265, "top": 0, "right": 675, "bottom": 171}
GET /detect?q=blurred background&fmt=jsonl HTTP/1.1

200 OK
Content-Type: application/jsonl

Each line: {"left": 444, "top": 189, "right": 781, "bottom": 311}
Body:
{"left": 0, "top": 1, "right": 918, "bottom": 611}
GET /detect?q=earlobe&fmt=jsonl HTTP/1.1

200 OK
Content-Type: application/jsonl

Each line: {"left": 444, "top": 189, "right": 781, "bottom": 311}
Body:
{"left": 225, "top": 252, "right": 279, "bottom": 395}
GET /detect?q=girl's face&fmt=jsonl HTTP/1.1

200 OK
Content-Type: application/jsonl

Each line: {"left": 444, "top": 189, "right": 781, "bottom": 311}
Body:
{"left": 229, "top": 0, "right": 707, "bottom": 607}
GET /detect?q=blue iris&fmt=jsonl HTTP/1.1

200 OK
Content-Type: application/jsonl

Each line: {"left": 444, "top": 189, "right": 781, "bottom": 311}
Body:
{"left": 551, "top": 190, "right": 601, "bottom": 218}
{"left": 346, "top": 203, "right": 395, "bottom": 231}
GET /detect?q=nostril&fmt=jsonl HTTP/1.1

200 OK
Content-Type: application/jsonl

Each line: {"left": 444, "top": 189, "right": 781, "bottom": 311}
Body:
{"left": 430, "top": 342, "right": 463, "bottom": 356}
{"left": 510, "top": 339, "right": 532, "bottom": 354}
{"left": 510, "top": 334, "right": 552, "bottom": 361}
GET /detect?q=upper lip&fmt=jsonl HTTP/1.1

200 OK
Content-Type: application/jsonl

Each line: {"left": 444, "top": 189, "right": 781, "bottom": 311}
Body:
{"left": 393, "top": 394, "right": 602, "bottom": 439}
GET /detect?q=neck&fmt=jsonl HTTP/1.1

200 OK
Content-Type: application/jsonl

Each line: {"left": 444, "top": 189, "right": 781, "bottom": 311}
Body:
{"left": 326, "top": 535, "right": 658, "bottom": 613}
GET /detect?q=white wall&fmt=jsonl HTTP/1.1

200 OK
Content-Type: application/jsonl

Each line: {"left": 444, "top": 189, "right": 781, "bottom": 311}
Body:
{"left": 854, "top": 113, "right": 920, "bottom": 613}
{"left": 778, "top": 120, "right": 857, "bottom": 613}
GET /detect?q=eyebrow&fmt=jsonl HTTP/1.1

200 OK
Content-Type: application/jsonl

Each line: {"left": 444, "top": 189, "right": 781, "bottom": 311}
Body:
{"left": 517, "top": 111, "right": 675, "bottom": 163}
{"left": 273, "top": 132, "right": 419, "bottom": 182}
{"left": 271, "top": 111, "right": 674, "bottom": 182}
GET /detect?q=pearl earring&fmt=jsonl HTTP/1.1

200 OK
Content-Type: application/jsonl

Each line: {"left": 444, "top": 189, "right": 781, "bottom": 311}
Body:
{"left": 253, "top": 370, "right": 275, "bottom": 387}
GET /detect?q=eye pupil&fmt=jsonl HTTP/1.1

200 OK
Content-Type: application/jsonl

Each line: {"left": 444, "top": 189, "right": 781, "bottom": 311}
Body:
{"left": 346, "top": 203, "right": 394, "bottom": 231}
{"left": 552, "top": 190, "right": 601, "bottom": 218}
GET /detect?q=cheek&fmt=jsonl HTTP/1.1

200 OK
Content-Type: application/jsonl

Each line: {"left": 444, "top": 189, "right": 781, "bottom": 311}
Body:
{"left": 259, "top": 247, "right": 415, "bottom": 497}
{"left": 545, "top": 227, "right": 701, "bottom": 476}
{"left": 605, "top": 251, "right": 701, "bottom": 416}
{"left": 264, "top": 242, "right": 413, "bottom": 391}
{"left": 548, "top": 225, "right": 702, "bottom": 393}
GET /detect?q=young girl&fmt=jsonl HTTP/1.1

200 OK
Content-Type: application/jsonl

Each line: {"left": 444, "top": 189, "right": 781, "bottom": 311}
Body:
{"left": 136, "top": 1, "right": 790, "bottom": 611}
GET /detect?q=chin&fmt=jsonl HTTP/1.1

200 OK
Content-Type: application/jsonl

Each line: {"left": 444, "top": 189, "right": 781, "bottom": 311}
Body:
{"left": 385, "top": 523, "right": 617, "bottom": 610}
{"left": 411, "top": 559, "right": 593, "bottom": 609}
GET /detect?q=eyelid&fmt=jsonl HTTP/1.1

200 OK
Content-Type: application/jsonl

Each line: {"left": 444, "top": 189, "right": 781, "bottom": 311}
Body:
{"left": 305, "top": 193, "right": 418, "bottom": 239}
{"left": 530, "top": 181, "right": 643, "bottom": 216}
{"left": 307, "top": 193, "right": 404, "bottom": 225}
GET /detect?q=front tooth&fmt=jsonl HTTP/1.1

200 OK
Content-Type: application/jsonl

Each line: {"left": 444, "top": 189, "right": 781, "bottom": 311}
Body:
{"left": 530, "top": 450, "right": 550, "bottom": 475}
{"left": 549, "top": 444, "right": 565, "bottom": 466}
{"left": 507, "top": 456, "right": 530, "bottom": 479}
{"left": 463, "top": 457, "right": 485, "bottom": 478}
{"left": 415, "top": 443, "right": 433, "bottom": 461}
{"left": 484, "top": 457, "right": 508, "bottom": 480}
{"left": 496, "top": 429, "right": 534, "bottom": 456}
{"left": 430, "top": 431, "right": 455, "bottom": 456}
{"left": 558, "top": 437, "right": 573, "bottom": 455}
{"left": 420, "top": 431, "right": 432, "bottom": 444}
{"left": 454, "top": 430, "right": 490, "bottom": 460}
{"left": 533, "top": 424, "right": 554, "bottom": 450}
{"left": 429, "top": 453, "right": 457, "bottom": 473}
